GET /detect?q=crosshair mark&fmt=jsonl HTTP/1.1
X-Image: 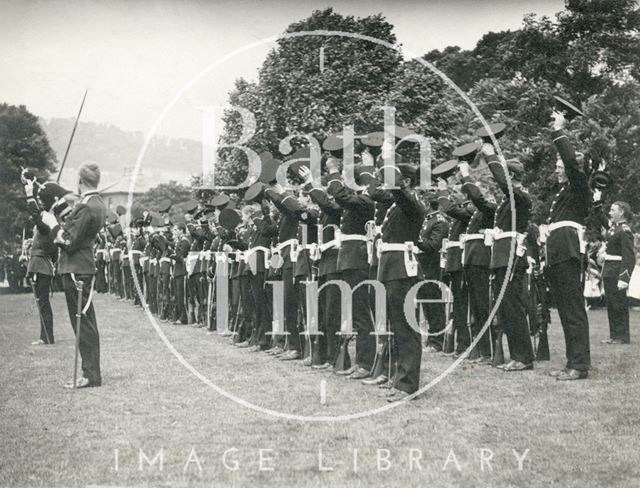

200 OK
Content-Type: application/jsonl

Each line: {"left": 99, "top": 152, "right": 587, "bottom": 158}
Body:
{"left": 320, "top": 379, "right": 327, "bottom": 404}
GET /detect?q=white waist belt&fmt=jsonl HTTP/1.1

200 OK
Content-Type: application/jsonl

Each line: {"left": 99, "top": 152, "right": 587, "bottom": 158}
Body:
{"left": 339, "top": 233, "right": 368, "bottom": 243}
{"left": 244, "top": 246, "right": 270, "bottom": 258}
{"left": 445, "top": 241, "right": 462, "bottom": 249}
{"left": 319, "top": 239, "right": 338, "bottom": 252}
{"left": 276, "top": 239, "right": 297, "bottom": 252}
{"left": 378, "top": 241, "right": 421, "bottom": 277}
{"left": 494, "top": 231, "right": 524, "bottom": 241}
{"left": 461, "top": 233, "right": 485, "bottom": 243}
{"left": 549, "top": 220, "right": 584, "bottom": 233}
{"left": 160, "top": 257, "right": 172, "bottom": 264}
{"left": 604, "top": 254, "right": 622, "bottom": 261}
{"left": 378, "top": 242, "right": 422, "bottom": 254}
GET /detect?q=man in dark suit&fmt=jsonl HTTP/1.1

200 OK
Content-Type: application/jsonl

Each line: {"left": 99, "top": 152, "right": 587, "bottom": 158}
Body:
{"left": 543, "top": 111, "right": 593, "bottom": 380}
{"left": 23, "top": 179, "right": 70, "bottom": 346}
{"left": 40, "top": 163, "right": 107, "bottom": 388}
{"left": 326, "top": 158, "right": 376, "bottom": 379}
{"left": 481, "top": 144, "right": 535, "bottom": 372}
{"left": 417, "top": 199, "right": 449, "bottom": 352}
{"left": 377, "top": 164, "right": 426, "bottom": 401}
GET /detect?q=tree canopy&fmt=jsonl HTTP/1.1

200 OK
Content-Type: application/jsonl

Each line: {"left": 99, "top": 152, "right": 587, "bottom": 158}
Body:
{"left": 212, "top": 2, "right": 640, "bottom": 228}
{"left": 0, "top": 103, "right": 57, "bottom": 247}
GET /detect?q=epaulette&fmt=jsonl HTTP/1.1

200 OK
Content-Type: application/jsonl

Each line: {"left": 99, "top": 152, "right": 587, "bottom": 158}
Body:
{"left": 621, "top": 224, "right": 632, "bottom": 233}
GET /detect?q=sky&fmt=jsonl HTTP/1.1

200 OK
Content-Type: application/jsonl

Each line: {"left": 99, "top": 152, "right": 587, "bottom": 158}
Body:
{"left": 1, "top": 0, "right": 565, "bottom": 142}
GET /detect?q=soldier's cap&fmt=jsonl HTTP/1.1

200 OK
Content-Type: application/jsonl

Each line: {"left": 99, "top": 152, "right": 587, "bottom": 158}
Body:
{"left": 474, "top": 123, "right": 507, "bottom": 142}
{"left": 244, "top": 182, "right": 265, "bottom": 203}
{"left": 149, "top": 211, "right": 163, "bottom": 227}
{"left": 285, "top": 147, "right": 312, "bottom": 179}
{"left": 226, "top": 198, "right": 238, "bottom": 211}
{"left": 115, "top": 205, "right": 127, "bottom": 216}
{"left": 591, "top": 170, "right": 613, "bottom": 190}
{"left": 37, "top": 182, "right": 71, "bottom": 211}
{"left": 106, "top": 210, "right": 119, "bottom": 225}
{"left": 505, "top": 159, "right": 525, "bottom": 176}
{"left": 219, "top": 208, "right": 242, "bottom": 230}
{"left": 181, "top": 199, "right": 198, "bottom": 214}
{"left": 431, "top": 159, "right": 459, "bottom": 179}
{"left": 363, "top": 126, "right": 418, "bottom": 147}
{"left": 208, "top": 194, "right": 229, "bottom": 208}
{"left": 158, "top": 198, "right": 172, "bottom": 213}
{"left": 130, "top": 202, "right": 145, "bottom": 226}
{"left": 322, "top": 131, "right": 354, "bottom": 153}
{"left": 452, "top": 141, "right": 481, "bottom": 161}
{"left": 553, "top": 95, "right": 585, "bottom": 120}
{"left": 259, "top": 156, "right": 282, "bottom": 184}
{"left": 107, "top": 223, "right": 122, "bottom": 239}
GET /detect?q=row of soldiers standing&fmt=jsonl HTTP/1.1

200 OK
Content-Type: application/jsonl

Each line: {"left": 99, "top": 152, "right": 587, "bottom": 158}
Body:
{"left": 89, "top": 110, "right": 634, "bottom": 401}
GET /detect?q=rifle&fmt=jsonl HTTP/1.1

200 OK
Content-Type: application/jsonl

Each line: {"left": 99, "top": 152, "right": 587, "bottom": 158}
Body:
{"left": 442, "top": 283, "right": 455, "bottom": 354}
{"left": 333, "top": 335, "right": 352, "bottom": 372}
{"left": 532, "top": 266, "right": 551, "bottom": 361}
{"left": 490, "top": 273, "right": 505, "bottom": 367}
{"left": 466, "top": 279, "right": 480, "bottom": 360}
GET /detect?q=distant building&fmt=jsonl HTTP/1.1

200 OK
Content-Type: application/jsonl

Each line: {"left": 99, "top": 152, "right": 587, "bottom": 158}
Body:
{"left": 57, "top": 166, "right": 191, "bottom": 211}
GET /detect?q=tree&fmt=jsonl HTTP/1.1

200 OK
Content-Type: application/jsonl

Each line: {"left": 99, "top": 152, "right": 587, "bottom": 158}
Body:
{"left": 0, "top": 103, "right": 57, "bottom": 247}
{"left": 137, "top": 181, "right": 193, "bottom": 223}
{"left": 214, "top": 8, "right": 403, "bottom": 187}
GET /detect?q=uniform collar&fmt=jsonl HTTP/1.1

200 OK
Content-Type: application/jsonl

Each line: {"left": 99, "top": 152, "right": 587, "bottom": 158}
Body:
{"left": 81, "top": 190, "right": 99, "bottom": 204}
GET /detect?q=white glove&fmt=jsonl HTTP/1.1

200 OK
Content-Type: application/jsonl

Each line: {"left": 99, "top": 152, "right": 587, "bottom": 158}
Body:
{"left": 24, "top": 180, "right": 35, "bottom": 198}
{"left": 551, "top": 110, "right": 567, "bottom": 131}
{"left": 361, "top": 150, "right": 374, "bottom": 166}
{"left": 480, "top": 142, "right": 495, "bottom": 157}
{"left": 40, "top": 211, "right": 58, "bottom": 230}
{"left": 593, "top": 189, "right": 602, "bottom": 202}
{"left": 222, "top": 244, "right": 233, "bottom": 253}
{"left": 618, "top": 280, "right": 629, "bottom": 291}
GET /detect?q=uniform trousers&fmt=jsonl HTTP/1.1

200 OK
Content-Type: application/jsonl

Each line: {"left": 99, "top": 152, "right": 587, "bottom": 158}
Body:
{"left": 62, "top": 274, "right": 101, "bottom": 385}
{"left": 547, "top": 259, "right": 591, "bottom": 371}
{"left": 492, "top": 266, "right": 535, "bottom": 365}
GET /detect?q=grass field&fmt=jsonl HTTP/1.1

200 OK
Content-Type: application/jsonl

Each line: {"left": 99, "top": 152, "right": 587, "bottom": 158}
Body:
{"left": 1, "top": 290, "right": 639, "bottom": 488}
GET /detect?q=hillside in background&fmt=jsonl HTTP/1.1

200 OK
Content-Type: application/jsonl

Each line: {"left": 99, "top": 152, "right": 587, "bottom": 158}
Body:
{"left": 40, "top": 117, "right": 201, "bottom": 191}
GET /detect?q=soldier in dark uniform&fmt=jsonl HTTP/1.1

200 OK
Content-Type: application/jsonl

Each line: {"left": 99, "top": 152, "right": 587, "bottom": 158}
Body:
{"left": 417, "top": 198, "right": 449, "bottom": 352}
{"left": 543, "top": 111, "right": 592, "bottom": 380}
{"left": 120, "top": 227, "right": 133, "bottom": 302}
{"left": 480, "top": 143, "right": 535, "bottom": 372}
{"left": 457, "top": 162, "right": 497, "bottom": 363}
{"left": 263, "top": 184, "right": 315, "bottom": 360}
{"left": 172, "top": 223, "right": 191, "bottom": 325}
{"left": 40, "top": 163, "right": 107, "bottom": 388}
{"left": 364, "top": 168, "right": 396, "bottom": 384}
{"left": 597, "top": 200, "right": 635, "bottom": 345}
{"left": 95, "top": 225, "right": 109, "bottom": 294}
{"left": 245, "top": 198, "right": 277, "bottom": 351}
{"left": 436, "top": 185, "right": 473, "bottom": 356}
{"left": 326, "top": 158, "right": 376, "bottom": 379}
{"left": 301, "top": 166, "right": 344, "bottom": 369}
{"left": 110, "top": 229, "right": 123, "bottom": 298}
{"left": 131, "top": 218, "right": 146, "bottom": 307}
{"left": 377, "top": 164, "right": 426, "bottom": 401}
{"left": 23, "top": 180, "right": 69, "bottom": 345}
